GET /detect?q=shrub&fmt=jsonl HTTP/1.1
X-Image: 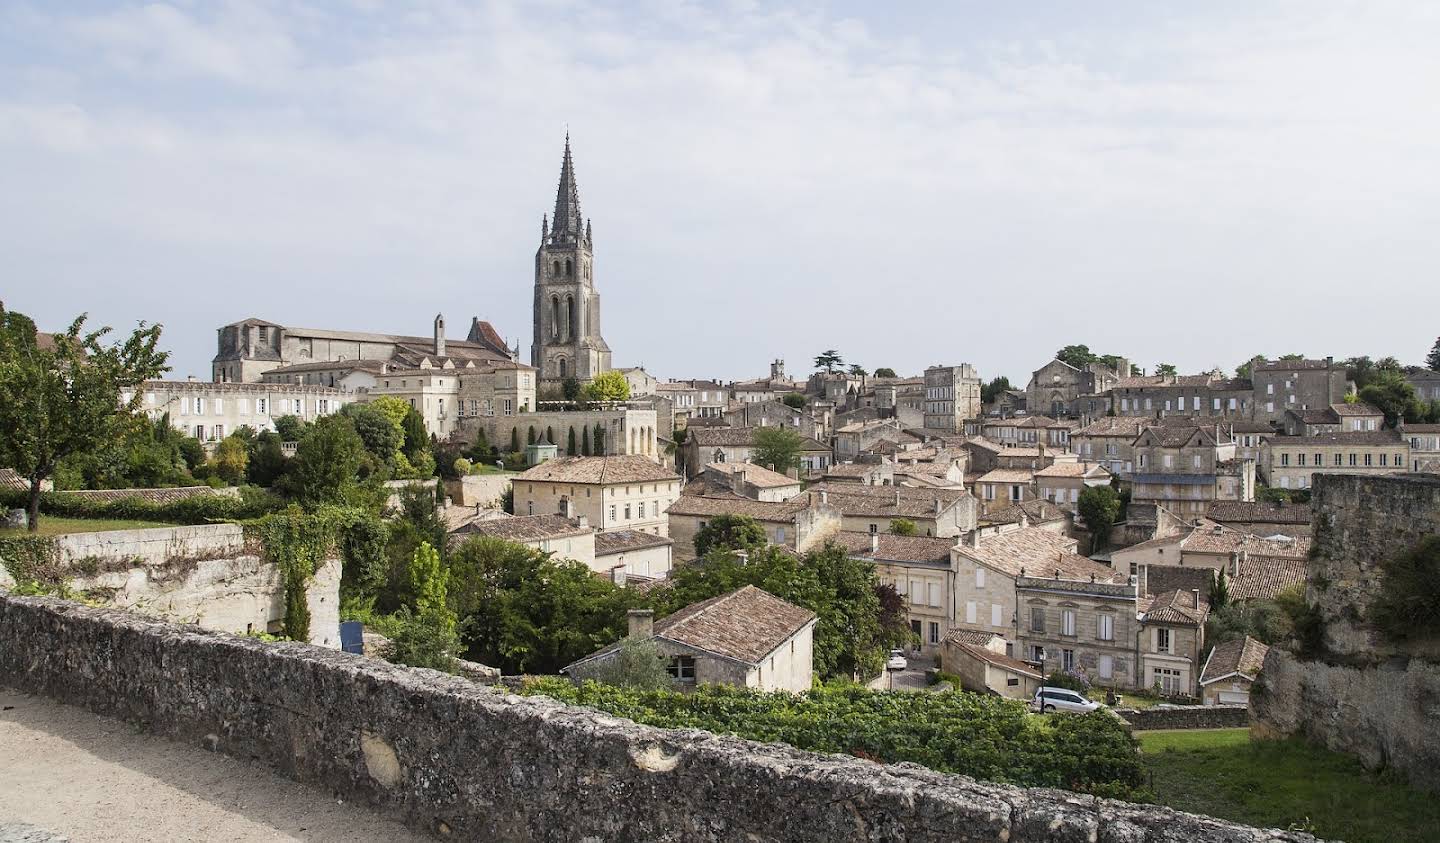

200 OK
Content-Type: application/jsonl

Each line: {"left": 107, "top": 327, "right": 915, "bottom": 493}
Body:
{"left": 0, "top": 487, "right": 284, "bottom": 524}
{"left": 1370, "top": 535, "right": 1440, "bottom": 644}
{"left": 1045, "top": 669, "right": 1091, "bottom": 693}
{"left": 518, "top": 679, "right": 1145, "bottom": 799}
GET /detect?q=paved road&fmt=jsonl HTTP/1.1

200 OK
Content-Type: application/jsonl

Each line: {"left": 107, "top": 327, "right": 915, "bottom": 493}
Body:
{"left": 0, "top": 690, "right": 429, "bottom": 843}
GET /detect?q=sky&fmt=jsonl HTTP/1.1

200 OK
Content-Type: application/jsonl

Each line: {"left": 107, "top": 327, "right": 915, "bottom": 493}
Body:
{"left": 2, "top": 1, "right": 1439, "bottom": 384}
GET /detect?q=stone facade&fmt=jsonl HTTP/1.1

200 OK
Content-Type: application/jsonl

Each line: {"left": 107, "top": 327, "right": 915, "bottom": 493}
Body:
{"left": 0, "top": 524, "right": 339, "bottom": 647}
{"left": 1015, "top": 575, "right": 1140, "bottom": 689}
{"left": 137, "top": 379, "right": 350, "bottom": 447}
{"left": 0, "top": 594, "right": 1311, "bottom": 841}
{"left": 1249, "top": 357, "right": 1348, "bottom": 425}
{"left": 1261, "top": 431, "right": 1409, "bottom": 491}
{"left": 922, "top": 364, "right": 982, "bottom": 432}
{"left": 532, "top": 137, "right": 611, "bottom": 385}
{"left": 470, "top": 408, "right": 659, "bottom": 460}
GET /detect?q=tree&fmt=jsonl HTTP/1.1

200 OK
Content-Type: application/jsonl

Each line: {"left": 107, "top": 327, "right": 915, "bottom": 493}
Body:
{"left": 1235, "top": 356, "right": 1265, "bottom": 379}
{"left": 1427, "top": 337, "right": 1440, "bottom": 372}
{"left": 1370, "top": 535, "right": 1440, "bottom": 643}
{"left": 751, "top": 425, "right": 803, "bottom": 475}
{"left": 582, "top": 370, "right": 630, "bottom": 403}
{"left": 814, "top": 350, "right": 843, "bottom": 373}
{"left": 211, "top": 434, "right": 249, "bottom": 484}
{"left": 581, "top": 425, "right": 591, "bottom": 455}
{"left": 1077, "top": 486, "right": 1122, "bottom": 550}
{"left": 1209, "top": 568, "right": 1230, "bottom": 612}
{"left": 873, "top": 367, "right": 897, "bottom": 379}
{"left": 593, "top": 423, "right": 606, "bottom": 455}
{"left": 561, "top": 376, "right": 582, "bottom": 402}
{"left": 342, "top": 401, "right": 404, "bottom": 468}
{"left": 1154, "top": 363, "right": 1177, "bottom": 378}
{"left": 888, "top": 519, "right": 916, "bottom": 536}
{"left": 510, "top": 427, "right": 521, "bottom": 452}
{"left": 981, "top": 376, "right": 1012, "bottom": 404}
{"left": 1358, "top": 371, "right": 1419, "bottom": 428}
{"left": 272, "top": 414, "right": 309, "bottom": 442}
{"left": 874, "top": 583, "right": 912, "bottom": 648}
{"left": 567, "top": 426, "right": 578, "bottom": 455}
{"left": 1055, "top": 344, "right": 1097, "bottom": 368}
{"left": 781, "top": 392, "right": 807, "bottom": 409}
{"left": 694, "top": 514, "right": 769, "bottom": 557}
{"left": 281, "top": 414, "right": 365, "bottom": 506}
{"left": 0, "top": 306, "right": 168, "bottom": 531}
{"left": 246, "top": 430, "right": 288, "bottom": 487}
{"left": 588, "top": 636, "right": 673, "bottom": 690}
{"left": 848, "top": 364, "right": 868, "bottom": 378}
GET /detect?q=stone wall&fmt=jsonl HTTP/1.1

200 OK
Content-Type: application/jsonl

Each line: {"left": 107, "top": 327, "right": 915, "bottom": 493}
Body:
{"left": 1115, "top": 705, "right": 1249, "bottom": 731}
{"left": 443, "top": 474, "right": 513, "bottom": 508}
{"left": 1308, "top": 472, "right": 1440, "bottom": 662}
{"left": 0, "top": 593, "right": 1317, "bottom": 842}
{"left": 0, "top": 524, "right": 339, "bottom": 648}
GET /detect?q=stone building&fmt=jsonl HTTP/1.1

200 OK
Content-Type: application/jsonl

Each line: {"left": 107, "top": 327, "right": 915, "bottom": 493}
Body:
{"left": 136, "top": 379, "right": 350, "bottom": 446}
{"left": 981, "top": 416, "right": 1057, "bottom": 446}
{"left": 1406, "top": 423, "right": 1440, "bottom": 472}
{"left": 1281, "top": 402, "right": 1384, "bottom": 436}
{"left": 1137, "top": 588, "right": 1209, "bottom": 697}
{"left": 836, "top": 532, "right": 960, "bottom": 653}
{"left": 696, "top": 462, "right": 802, "bottom": 502}
{"left": 973, "top": 468, "right": 1037, "bottom": 513}
{"left": 261, "top": 358, "right": 384, "bottom": 391}
{"left": 593, "top": 531, "right": 674, "bottom": 582}
{"left": 1261, "top": 430, "right": 1409, "bottom": 491}
{"left": 1034, "top": 463, "right": 1112, "bottom": 511}
{"left": 681, "top": 427, "right": 831, "bottom": 478}
{"left": 1025, "top": 358, "right": 1127, "bottom": 417}
{"left": 922, "top": 364, "right": 982, "bottom": 433}
{"left": 512, "top": 456, "right": 681, "bottom": 536}
{"left": 1111, "top": 373, "right": 1253, "bottom": 420}
{"left": 1070, "top": 417, "right": 1151, "bottom": 478}
{"left": 1249, "top": 357, "right": 1348, "bottom": 425}
{"left": 564, "top": 588, "right": 816, "bottom": 692}
{"left": 941, "top": 631, "right": 1043, "bottom": 700}
{"left": 804, "top": 482, "right": 978, "bottom": 538}
{"left": 1199, "top": 636, "right": 1269, "bottom": 706}
{"left": 618, "top": 367, "right": 658, "bottom": 397}
{"left": 665, "top": 492, "right": 841, "bottom": 562}
{"left": 655, "top": 380, "right": 728, "bottom": 423}
{"left": 531, "top": 135, "right": 611, "bottom": 386}
{"left": 365, "top": 355, "right": 537, "bottom": 442}
{"left": 1407, "top": 369, "right": 1440, "bottom": 403}
{"left": 212, "top": 314, "right": 516, "bottom": 384}
{"left": 1129, "top": 424, "right": 1254, "bottom": 518}
{"left": 1014, "top": 573, "right": 1140, "bottom": 689}
{"left": 452, "top": 514, "right": 596, "bottom": 570}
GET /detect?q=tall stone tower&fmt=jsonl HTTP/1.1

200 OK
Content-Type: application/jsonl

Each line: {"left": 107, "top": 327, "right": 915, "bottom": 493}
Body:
{"left": 532, "top": 134, "right": 611, "bottom": 386}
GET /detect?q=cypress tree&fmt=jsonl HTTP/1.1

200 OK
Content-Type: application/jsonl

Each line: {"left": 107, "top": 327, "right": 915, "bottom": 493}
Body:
{"left": 582, "top": 426, "right": 591, "bottom": 456}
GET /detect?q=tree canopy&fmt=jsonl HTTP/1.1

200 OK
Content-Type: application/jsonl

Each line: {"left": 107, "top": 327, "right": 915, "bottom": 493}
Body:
{"left": 981, "top": 376, "right": 1012, "bottom": 404}
{"left": 813, "top": 350, "right": 843, "bottom": 373}
{"left": 751, "top": 424, "right": 804, "bottom": 475}
{"left": 873, "top": 367, "right": 897, "bottom": 378}
{"left": 1077, "top": 485, "right": 1122, "bottom": 550}
{"left": 0, "top": 306, "right": 169, "bottom": 530}
{"left": 582, "top": 370, "right": 631, "bottom": 402}
{"left": 694, "top": 513, "right": 769, "bottom": 557}
{"left": 1426, "top": 337, "right": 1440, "bottom": 372}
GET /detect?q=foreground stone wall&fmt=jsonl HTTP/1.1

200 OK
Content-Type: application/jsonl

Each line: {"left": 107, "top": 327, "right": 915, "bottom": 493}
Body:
{"left": 1116, "top": 705, "right": 1249, "bottom": 731}
{"left": 0, "top": 524, "right": 339, "bottom": 648}
{"left": 0, "top": 594, "right": 1316, "bottom": 842}
{"left": 1252, "top": 648, "right": 1440, "bottom": 794}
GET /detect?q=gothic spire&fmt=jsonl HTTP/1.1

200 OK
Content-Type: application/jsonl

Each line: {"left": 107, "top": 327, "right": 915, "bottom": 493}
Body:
{"left": 550, "top": 132, "right": 583, "bottom": 242}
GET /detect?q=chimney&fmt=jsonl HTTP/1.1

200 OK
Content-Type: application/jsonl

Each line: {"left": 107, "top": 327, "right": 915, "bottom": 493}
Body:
{"left": 434, "top": 313, "right": 446, "bottom": 357}
{"left": 819, "top": 490, "right": 828, "bottom": 505}
{"left": 1191, "top": 588, "right": 1201, "bottom": 609}
{"left": 968, "top": 530, "right": 982, "bottom": 549}
{"left": 611, "top": 565, "right": 627, "bottom": 587}
{"left": 577, "top": 515, "right": 589, "bottom": 529}
{"left": 732, "top": 468, "right": 746, "bottom": 496}
{"left": 934, "top": 498, "right": 942, "bottom": 515}
{"left": 893, "top": 489, "right": 901, "bottom": 508}
{"left": 626, "top": 608, "right": 652, "bottom": 638}
{"left": 870, "top": 532, "right": 879, "bottom": 554}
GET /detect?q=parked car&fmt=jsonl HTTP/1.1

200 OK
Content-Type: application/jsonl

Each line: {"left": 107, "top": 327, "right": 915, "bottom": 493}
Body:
{"left": 886, "top": 649, "right": 908, "bottom": 671}
{"left": 1031, "top": 686, "right": 1101, "bottom": 714}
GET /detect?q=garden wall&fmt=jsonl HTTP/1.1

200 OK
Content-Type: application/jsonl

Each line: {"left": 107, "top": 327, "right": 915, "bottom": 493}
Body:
{"left": 444, "top": 474, "right": 512, "bottom": 508}
{"left": 0, "top": 593, "right": 1319, "bottom": 842}
{"left": 1115, "top": 705, "right": 1249, "bottom": 731}
{"left": 0, "top": 524, "right": 339, "bottom": 647}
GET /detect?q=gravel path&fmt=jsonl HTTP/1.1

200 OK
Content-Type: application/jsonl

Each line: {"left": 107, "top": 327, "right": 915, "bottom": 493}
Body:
{"left": 0, "top": 690, "right": 429, "bottom": 843}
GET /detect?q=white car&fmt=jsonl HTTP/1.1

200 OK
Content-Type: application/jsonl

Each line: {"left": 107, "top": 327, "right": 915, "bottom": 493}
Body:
{"left": 1032, "top": 686, "right": 1101, "bottom": 714}
{"left": 886, "top": 650, "right": 908, "bottom": 671}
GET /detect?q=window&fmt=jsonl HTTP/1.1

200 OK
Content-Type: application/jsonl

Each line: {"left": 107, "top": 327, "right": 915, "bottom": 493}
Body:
{"left": 504, "top": 398, "right": 513, "bottom": 416}
{"left": 1314, "top": 453, "right": 1321, "bottom": 466}
{"left": 1062, "top": 649, "right": 1076, "bottom": 671}
{"left": 928, "top": 622, "right": 940, "bottom": 645}
{"left": 1266, "top": 401, "right": 1274, "bottom": 413}
{"left": 194, "top": 425, "right": 205, "bottom": 439}
{"left": 991, "top": 603, "right": 1003, "bottom": 627}
{"left": 1193, "top": 455, "right": 1202, "bottom": 468}
{"left": 966, "top": 601, "right": 977, "bottom": 624}
{"left": 1099, "top": 655, "right": 1114, "bottom": 679}
{"left": 1177, "top": 397, "right": 1185, "bottom": 411}
{"left": 213, "top": 398, "right": 223, "bottom": 414}
{"left": 1163, "top": 455, "right": 1173, "bottom": 468}
{"left": 1156, "top": 628, "right": 1171, "bottom": 653}
{"left": 608, "top": 505, "right": 616, "bottom": 523}
{"left": 1098, "top": 614, "right": 1114, "bottom": 641}
{"left": 666, "top": 656, "right": 696, "bottom": 682}
{"left": 1281, "top": 453, "right": 1290, "bottom": 466}
{"left": 196, "top": 398, "right": 207, "bottom": 414}
{"left": 1212, "top": 398, "right": 1221, "bottom": 411}
{"left": 1334, "top": 453, "right": 1343, "bottom": 466}
{"left": 213, "top": 424, "right": 224, "bottom": 440}
{"left": 1009, "top": 484, "right": 1022, "bottom": 501}
{"left": 1349, "top": 453, "right": 1357, "bottom": 466}
{"left": 1154, "top": 667, "right": 1182, "bottom": 695}
{"left": 1061, "top": 609, "right": 1076, "bottom": 636}
{"left": 975, "top": 567, "right": 985, "bottom": 588}
{"left": 1267, "top": 383, "right": 1274, "bottom": 395}
{"left": 1364, "top": 453, "right": 1373, "bottom": 467}
{"left": 868, "top": 523, "right": 878, "bottom": 534}
{"left": 1029, "top": 645, "right": 1045, "bottom": 663}
{"left": 1030, "top": 607, "right": 1045, "bottom": 632}
{"left": 1297, "top": 453, "right": 1306, "bottom": 467}
{"left": 928, "top": 583, "right": 941, "bottom": 607}
{"left": 638, "top": 502, "right": 646, "bottom": 518}
{"left": 256, "top": 398, "right": 268, "bottom": 415}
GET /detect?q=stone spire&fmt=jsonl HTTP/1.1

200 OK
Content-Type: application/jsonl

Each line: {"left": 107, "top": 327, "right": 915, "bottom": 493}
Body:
{"left": 550, "top": 133, "right": 583, "bottom": 242}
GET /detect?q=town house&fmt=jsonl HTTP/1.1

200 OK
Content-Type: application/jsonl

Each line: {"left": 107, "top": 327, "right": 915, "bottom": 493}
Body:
{"left": 512, "top": 456, "right": 681, "bottom": 536}
{"left": 838, "top": 532, "right": 959, "bottom": 653}
{"left": 1262, "top": 430, "right": 1409, "bottom": 491}
{"left": 1015, "top": 573, "right": 1140, "bottom": 689}
{"left": 1129, "top": 424, "right": 1254, "bottom": 518}
{"left": 665, "top": 492, "right": 842, "bottom": 561}
{"left": 803, "top": 482, "right": 978, "bottom": 538}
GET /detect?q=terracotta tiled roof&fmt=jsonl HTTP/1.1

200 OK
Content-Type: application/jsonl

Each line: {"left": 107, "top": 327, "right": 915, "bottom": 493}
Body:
{"left": 1034, "top": 462, "right": 1106, "bottom": 479}
{"left": 594, "top": 530, "right": 674, "bottom": 556}
{"left": 1182, "top": 527, "right": 1310, "bottom": 558}
{"left": 834, "top": 532, "right": 955, "bottom": 564}
{"left": 264, "top": 358, "right": 388, "bottom": 375}
{"left": 1229, "top": 555, "right": 1307, "bottom": 601}
{"left": 946, "top": 639, "right": 1042, "bottom": 680}
{"left": 1141, "top": 589, "right": 1209, "bottom": 626}
{"left": 566, "top": 586, "right": 815, "bottom": 671}
{"left": 946, "top": 629, "right": 1004, "bottom": 647}
{"left": 975, "top": 469, "right": 1036, "bottom": 484}
{"left": 956, "top": 527, "right": 1119, "bottom": 582}
{"left": 515, "top": 456, "right": 680, "bottom": 485}
{"left": 1268, "top": 430, "right": 1404, "bottom": 447}
{"left": 1253, "top": 358, "right": 1334, "bottom": 371}
{"left": 1073, "top": 417, "right": 1152, "bottom": 437}
{"left": 804, "top": 482, "right": 971, "bottom": 519}
{"left": 453, "top": 514, "right": 590, "bottom": 542}
{"left": 1145, "top": 565, "right": 1213, "bottom": 599}
{"left": 1205, "top": 501, "right": 1310, "bottom": 526}
{"left": 978, "top": 500, "right": 1068, "bottom": 527}
{"left": 703, "top": 462, "right": 799, "bottom": 489}
{"left": 51, "top": 486, "right": 233, "bottom": 505}
{"left": 666, "top": 494, "right": 811, "bottom": 523}
{"left": 0, "top": 469, "right": 27, "bottom": 492}
{"left": 1201, "top": 636, "right": 1269, "bottom": 685}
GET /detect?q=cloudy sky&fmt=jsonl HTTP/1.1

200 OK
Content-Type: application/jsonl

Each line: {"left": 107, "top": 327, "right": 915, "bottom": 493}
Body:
{"left": 3, "top": 1, "right": 1438, "bottom": 383}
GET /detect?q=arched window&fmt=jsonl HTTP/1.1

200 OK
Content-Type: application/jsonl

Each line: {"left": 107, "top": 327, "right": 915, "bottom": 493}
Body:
{"left": 565, "top": 258, "right": 573, "bottom": 277}
{"left": 558, "top": 358, "right": 567, "bottom": 379}
{"left": 713, "top": 448, "right": 726, "bottom": 463}
{"left": 552, "top": 260, "right": 560, "bottom": 276}
{"left": 566, "top": 295, "right": 577, "bottom": 341}
{"left": 551, "top": 296, "right": 561, "bottom": 340}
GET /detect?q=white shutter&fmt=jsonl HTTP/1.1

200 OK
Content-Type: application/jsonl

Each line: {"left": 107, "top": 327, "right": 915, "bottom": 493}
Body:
{"left": 965, "top": 601, "right": 977, "bottom": 624}
{"left": 928, "top": 583, "right": 941, "bottom": 607}
{"left": 991, "top": 603, "right": 1003, "bottom": 627}
{"left": 975, "top": 568, "right": 985, "bottom": 589}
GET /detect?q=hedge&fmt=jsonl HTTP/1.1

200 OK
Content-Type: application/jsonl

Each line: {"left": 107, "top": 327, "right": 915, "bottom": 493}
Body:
{"left": 0, "top": 487, "right": 285, "bottom": 525}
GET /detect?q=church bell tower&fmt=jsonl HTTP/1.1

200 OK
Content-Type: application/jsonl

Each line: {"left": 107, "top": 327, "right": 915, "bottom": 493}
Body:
{"left": 532, "top": 134, "right": 611, "bottom": 386}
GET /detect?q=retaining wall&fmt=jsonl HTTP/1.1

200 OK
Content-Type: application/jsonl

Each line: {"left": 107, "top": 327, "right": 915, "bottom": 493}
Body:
{"left": 0, "top": 593, "right": 1317, "bottom": 842}
{"left": 1116, "top": 705, "right": 1249, "bottom": 731}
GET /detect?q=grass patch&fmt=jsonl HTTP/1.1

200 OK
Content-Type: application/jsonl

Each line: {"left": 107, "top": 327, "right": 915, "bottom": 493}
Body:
{"left": 0, "top": 516, "right": 174, "bottom": 537}
{"left": 1139, "top": 728, "right": 1440, "bottom": 842}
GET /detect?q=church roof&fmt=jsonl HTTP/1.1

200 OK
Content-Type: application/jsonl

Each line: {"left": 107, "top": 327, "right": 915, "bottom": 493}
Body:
{"left": 549, "top": 133, "right": 585, "bottom": 243}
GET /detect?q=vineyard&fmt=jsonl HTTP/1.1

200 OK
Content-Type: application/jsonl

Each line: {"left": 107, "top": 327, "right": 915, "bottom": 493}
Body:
{"left": 520, "top": 679, "right": 1148, "bottom": 799}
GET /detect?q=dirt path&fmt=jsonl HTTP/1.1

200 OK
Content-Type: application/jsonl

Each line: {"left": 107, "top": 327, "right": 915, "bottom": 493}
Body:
{"left": 0, "top": 690, "right": 429, "bottom": 843}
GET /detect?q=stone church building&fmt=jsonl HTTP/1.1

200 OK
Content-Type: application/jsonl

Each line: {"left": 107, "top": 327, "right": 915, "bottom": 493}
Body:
{"left": 532, "top": 134, "right": 612, "bottom": 387}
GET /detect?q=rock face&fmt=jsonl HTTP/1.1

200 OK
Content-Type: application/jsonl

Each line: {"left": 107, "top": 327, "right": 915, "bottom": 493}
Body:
{"left": 2, "top": 509, "right": 26, "bottom": 530}
{"left": 0, "top": 593, "right": 1319, "bottom": 842}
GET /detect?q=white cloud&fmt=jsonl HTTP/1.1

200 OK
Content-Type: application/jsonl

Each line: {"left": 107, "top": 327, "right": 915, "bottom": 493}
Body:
{"left": 2, "top": 0, "right": 1438, "bottom": 380}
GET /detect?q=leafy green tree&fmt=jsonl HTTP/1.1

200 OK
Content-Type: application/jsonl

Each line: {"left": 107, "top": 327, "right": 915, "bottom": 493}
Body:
{"left": 593, "top": 423, "right": 605, "bottom": 455}
{"left": 246, "top": 430, "right": 288, "bottom": 487}
{"left": 848, "top": 364, "right": 868, "bottom": 378}
{"left": 781, "top": 392, "right": 807, "bottom": 409}
{"left": 510, "top": 427, "right": 521, "bottom": 452}
{"left": 1236, "top": 356, "right": 1265, "bottom": 379}
{"left": 1358, "top": 370, "right": 1420, "bottom": 427}
{"left": 281, "top": 414, "right": 366, "bottom": 506}
{"left": 1154, "top": 363, "right": 1177, "bottom": 378}
{"left": 751, "top": 425, "right": 804, "bottom": 475}
{"left": 1427, "top": 337, "right": 1440, "bottom": 372}
{"left": 981, "top": 376, "right": 1012, "bottom": 404}
{"left": 1077, "top": 486, "right": 1122, "bottom": 550}
{"left": 589, "top": 636, "right": 673, "bottom": 689}
{"left": 0, "top": 306, "right": 168, "bottom": 530}
{"left": 342, "top": 401, "right": 404, "bottom": 467}
{"left": 873, "top": 367, "right": 897, "bottom": 378}
{"left": 813, "top": 350, "right": 843, "bottom": 373}
{"left": 386, "top": 605, "right": 459, "bottom": 673}
{"left": 874, "top": 583, "right": 912, "bottom": 648}
{"left": 211, "top": 434, "right": 249, "bottom": 484}
{"left": 561, "top": 376, "right": 582, "bottom": 402}
{"left": 582, "top": 370, "right": 631, "bottom": 402}
{"left": 402, "top": 406, "right": 428, "bottom": 452}
{"left": 1055, "top": 344, "right": 1096, "bottom": 368}
{"left": 694, "top": 514, "right": 768, "bottom": 557}
{"left": 1204, "top": 598, "right": 1292, "bottom": 650}
{"left": 408, "top": 541, "right": 454, "bottom": 638}
{"left": 888, "top": 518, "right": 917, "bottom": 536}
{"left": 1209, "top": 568, "right": 1230, "bottom": 611}
{"left": 272, "top": 414, "right": 309, "bottom": 442}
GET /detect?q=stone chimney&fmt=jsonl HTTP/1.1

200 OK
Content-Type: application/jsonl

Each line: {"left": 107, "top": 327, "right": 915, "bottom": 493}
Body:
{"left": 731, "top": 467, "right": 747, "bottom": 496}
{"left": 934, "top": 498, "right": 942, "bottom": 515}
{"left": 1191, "top": 588, "right": 1202, "bottom": 610}
{"left": 968, "top": 530, "right": 982, "bottom": 549}
{"left": 434, "top": 313, "right": 446, "bottom": 358}
{"left": 870, "top": 532, "right": 879, "bottom": 554}
{"left": 819, "top": 490, "right": 828, "bottom": 505}
{"left": 893, "top": 489, "right": 901, "bottom": 508}
{"left": 576, "top": 515, "right": 589, "bottom": 529}
{"left": 627, "top": 608, "right": 653, "bottom": 638}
